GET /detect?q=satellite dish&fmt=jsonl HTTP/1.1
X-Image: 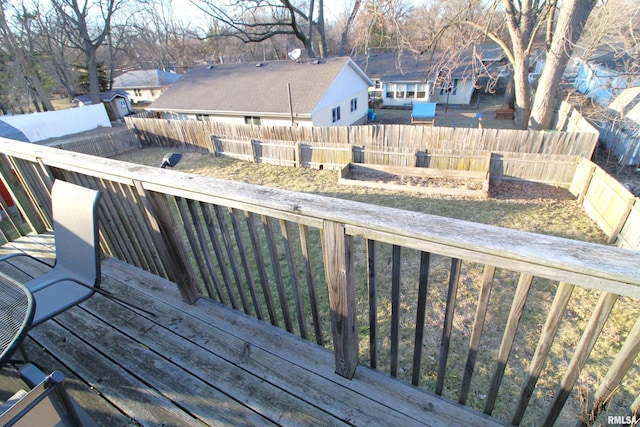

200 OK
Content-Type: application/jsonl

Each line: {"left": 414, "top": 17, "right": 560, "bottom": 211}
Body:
{"left": 288, "top": 48, "right": 301, "bottom": 61}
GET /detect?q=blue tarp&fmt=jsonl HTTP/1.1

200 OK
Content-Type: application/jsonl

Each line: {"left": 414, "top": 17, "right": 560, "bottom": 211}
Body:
{"left": 411, "top": 102, "right": 436, "bottom": 119}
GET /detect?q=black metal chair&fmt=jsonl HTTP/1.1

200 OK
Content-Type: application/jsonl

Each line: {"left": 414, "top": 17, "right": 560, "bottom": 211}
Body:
{"left": 0, "top": 363, "right": 97, "bottom": 426}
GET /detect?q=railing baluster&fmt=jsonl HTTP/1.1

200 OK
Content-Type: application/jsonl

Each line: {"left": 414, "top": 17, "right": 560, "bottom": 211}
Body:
{"left": 436, "top": 258, "right": 462, "bottom": 395}
{"left": 412, "top": 251, "right": 431, "bottom": 386}
{"left": 202, "top": 204, "right": 238, "bottom": 309}
{"left": 262, "top": 214, "right": 293, "bottom": 332}
{"left": 280, "top": 219, "right": 308, "bottom": 339}
{"left": 122, "top": 182, "right": 166, "bottom": 277}
{"left": 186, "top": 200, "right": 222, "bottom": 301}
{"left": 245, "top": 212, "right": 278, "bottom": 327}
{"left": 390, "top": 244, "right": 401, "bottom": 377}
{"left": 512, "top": 281, "right": 575, "bottom": 425}
{"left": 176, "top": 198, "right": 211, "bottom": 296}
{"left": 298, "top": 224, "right": 323, "bottom": 345}
{"left": 367, "top": 239, "right": 377, "bottom": 369}
{"left": 485, "top": 273, "right": 534, "bottom": 415}
{"left": 0, "top": 154, "right": 46, "bottom": 234}
{"left": 99, "top": 178, "right": 145, "bottom": 271}
{"left": 92, "top": 179, "right": 130, "bottom": 262}
{"left": 543, "top": 292, "right": 619, "bottom": 427}
{"left": 459, "top": 264, "right": 496, "bottom": 404}
{"left": 214, "top": 205, "right": 250, "bottom": 314}
{"left": 229, "top": 208, "right": 264, "bottom": 321}
{"left": 587, "top": 314, "right": 640, "bottom": 424}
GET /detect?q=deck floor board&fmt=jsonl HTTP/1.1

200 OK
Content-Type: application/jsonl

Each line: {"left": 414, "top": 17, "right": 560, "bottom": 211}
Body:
{"left": 0, "top": 235, "right": 502, "bottom": 426}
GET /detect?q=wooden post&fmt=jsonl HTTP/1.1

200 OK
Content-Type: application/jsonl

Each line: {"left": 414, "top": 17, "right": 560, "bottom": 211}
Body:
{"left": 577, "top": 160, "right": 596, "bottom": 204}
{"left": 322, "top": 220, "right": 358, "bottom": 379}
{"left": 133, "top": 180, "right": 200, "bottom": 304}
{"left": 608, "top": 198, "right": 634, "bottom": 245}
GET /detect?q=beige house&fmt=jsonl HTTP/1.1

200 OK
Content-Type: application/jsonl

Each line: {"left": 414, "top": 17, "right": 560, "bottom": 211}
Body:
{"left": 147, "top": 57, "right": 373, "bottom": 127}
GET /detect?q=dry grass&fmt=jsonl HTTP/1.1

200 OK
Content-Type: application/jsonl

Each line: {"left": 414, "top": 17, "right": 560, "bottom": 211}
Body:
{"left": 113, "top": 147, "right": 639, "bottom": 426}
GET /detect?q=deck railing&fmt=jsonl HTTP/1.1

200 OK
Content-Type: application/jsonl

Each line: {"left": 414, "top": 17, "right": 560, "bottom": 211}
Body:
{"left": 0, "top": 138, "right": 638, "bottom": 426}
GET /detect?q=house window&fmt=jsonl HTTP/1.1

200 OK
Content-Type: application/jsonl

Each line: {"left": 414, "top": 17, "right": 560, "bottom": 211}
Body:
{"left": 196, "top": 114, "right": 210, "bottom": 122}
{"left": 440, "top": 79, "right": 459, "bottom": 96}
{"left": 386, "top": 84, "right": 395, "bottom": 98}
{"left": 134, "top": 89, "right": 142, "bottom": 96}
{"left": 394, "top": 84, "right": 405, "bottom": 98}
{"left": 406, "top": 84, "right": 415, "bottom": 98}
{"left": 332, "top": 106, "right": 341, "bottom": 123}
{"left": 416, "top": 83, "right": 426, "bottom": 98}
{"left": 375, "top": 80, "right": 382, "bottom": 89}
{"left": 350, "top": 98, "right": 357, "bottom": 112}
{"left": 244, "top": 116, "right": 261, "bottom": 125}
{"left": 118, "top": 99, "right": 127, "bottom": 108}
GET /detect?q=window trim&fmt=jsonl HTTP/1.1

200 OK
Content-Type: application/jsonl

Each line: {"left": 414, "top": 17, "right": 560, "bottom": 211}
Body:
{"left": 332, "top": 106, "right": 341, "bottom": 123}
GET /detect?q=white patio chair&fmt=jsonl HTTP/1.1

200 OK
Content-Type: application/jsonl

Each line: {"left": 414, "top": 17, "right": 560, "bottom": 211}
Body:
{"left": 0, "top": 179, "right": 102, "bottom": 327}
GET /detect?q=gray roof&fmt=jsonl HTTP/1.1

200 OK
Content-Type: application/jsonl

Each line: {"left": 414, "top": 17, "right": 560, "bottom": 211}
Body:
{"left": 148, "top": 57, "right": 370, "bottom": 116}
{"left": 0, "top": 119, "right": 29, "bottom": 142}
{"left": 74, "top": 90, "right": 129, "bottom": 105}
{"left": 113, "top": 70, "right": 182, "bottom": 89}
{"left": 354, "top": 44, "right": 505, "bottom": 83}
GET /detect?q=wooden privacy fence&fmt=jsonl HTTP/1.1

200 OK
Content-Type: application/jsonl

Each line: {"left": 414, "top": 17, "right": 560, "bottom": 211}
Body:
{"left": 126, "top": 113, "right": 598, "bottom": 156}
{"left": 125, "top": 116, "right": 584, "bottom": 186}
{"left": 0, "top": 138, "right": 639, "bottom": 426}
{"left": 211, "top": 135, "right": 352, "bottom": 169}
{"left": 570, "top": 157, "right": 640, "bottom": 249}
{"left": 49, "top": 127, "right": 140, "bottom": 157}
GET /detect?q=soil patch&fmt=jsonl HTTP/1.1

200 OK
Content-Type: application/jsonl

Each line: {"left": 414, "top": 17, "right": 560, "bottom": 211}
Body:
{"left": 346, "top": 168, "right": 484, "bottom": 191}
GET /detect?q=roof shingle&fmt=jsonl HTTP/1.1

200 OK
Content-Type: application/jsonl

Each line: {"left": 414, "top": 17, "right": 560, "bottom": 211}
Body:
{"left": 148, "top": 57, "right": 363, "bottom": 116}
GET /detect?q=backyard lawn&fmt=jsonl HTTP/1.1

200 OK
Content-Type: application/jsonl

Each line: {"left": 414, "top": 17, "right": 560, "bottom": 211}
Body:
{"left": 115, "top": 147, "right": 608, "bottom": 243}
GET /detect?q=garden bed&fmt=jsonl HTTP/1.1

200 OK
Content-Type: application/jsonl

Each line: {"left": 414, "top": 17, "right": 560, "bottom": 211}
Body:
{"left": 339, "top": 163, "right": 490, "bottom": 198}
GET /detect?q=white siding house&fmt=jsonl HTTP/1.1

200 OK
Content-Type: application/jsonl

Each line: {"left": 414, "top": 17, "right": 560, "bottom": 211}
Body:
{"left": 354, "top": 45, "right": 506, "bottom": 108}
{"left": 113, "top": 70, "right": 182, "bottom": 105}
{"left": 148, "top": 57, "right": 372, "bottom": 127}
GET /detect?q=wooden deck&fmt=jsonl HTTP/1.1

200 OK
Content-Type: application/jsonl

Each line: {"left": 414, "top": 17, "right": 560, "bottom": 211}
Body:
{"left": 0, "top": 234, "right": 501, "bottom": 427}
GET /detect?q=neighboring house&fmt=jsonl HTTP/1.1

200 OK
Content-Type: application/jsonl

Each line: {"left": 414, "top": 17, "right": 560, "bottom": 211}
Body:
{"left": 574, "top": 48, "right": 639, "bottom": 107}
{"left": 113, "top": 69, "right": 182, "bottom": 104}
{"left": 74, "top": 90, "right": 133, "bottom": 120}
{"left": 353, "top": 44, "right": 507, "bottom": 108}
{"left": 600, "top": 86, "right": 640, "bottom": 165}
{"left": 147, "top": 57, "right": 373, "bottom": 127}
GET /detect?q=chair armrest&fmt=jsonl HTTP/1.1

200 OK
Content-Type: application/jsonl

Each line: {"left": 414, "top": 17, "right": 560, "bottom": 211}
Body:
{"left": 19, "top": 363, "right": 47, "bottom": 388}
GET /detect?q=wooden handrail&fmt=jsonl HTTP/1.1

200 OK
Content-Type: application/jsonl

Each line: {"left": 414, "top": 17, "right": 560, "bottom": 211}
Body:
{"left": 1, "top": 138, "right": 638, "bottom": 426}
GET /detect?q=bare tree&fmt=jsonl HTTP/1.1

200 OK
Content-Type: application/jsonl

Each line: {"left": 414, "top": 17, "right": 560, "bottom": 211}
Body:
{"left": 50, "top": 0, "right": 125, "bottom": 104}
{"left": 528, "top": 0, "right": 598, "bottom": 129}
{"left": 337, "top": 0, "right": 362, "bottom": 56}
{"left": 0, "top": 1, "right": 54, "bottom": 111}
{"left": 33, "top": 8, "right": 81, "bottom": 98}
{"left": 190, "top": 0, "right": 328, "bottom": 59}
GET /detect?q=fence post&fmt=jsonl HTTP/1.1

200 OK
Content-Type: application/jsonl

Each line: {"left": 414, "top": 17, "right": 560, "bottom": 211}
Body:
{"left": 609, "top": 198, "right": 635, "bottom": 245}
{"left": 577, "top": 160, "right": 596, "bottom": 204}
{"left": 322, "top": 220, "right": 358, "bottom": 379}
